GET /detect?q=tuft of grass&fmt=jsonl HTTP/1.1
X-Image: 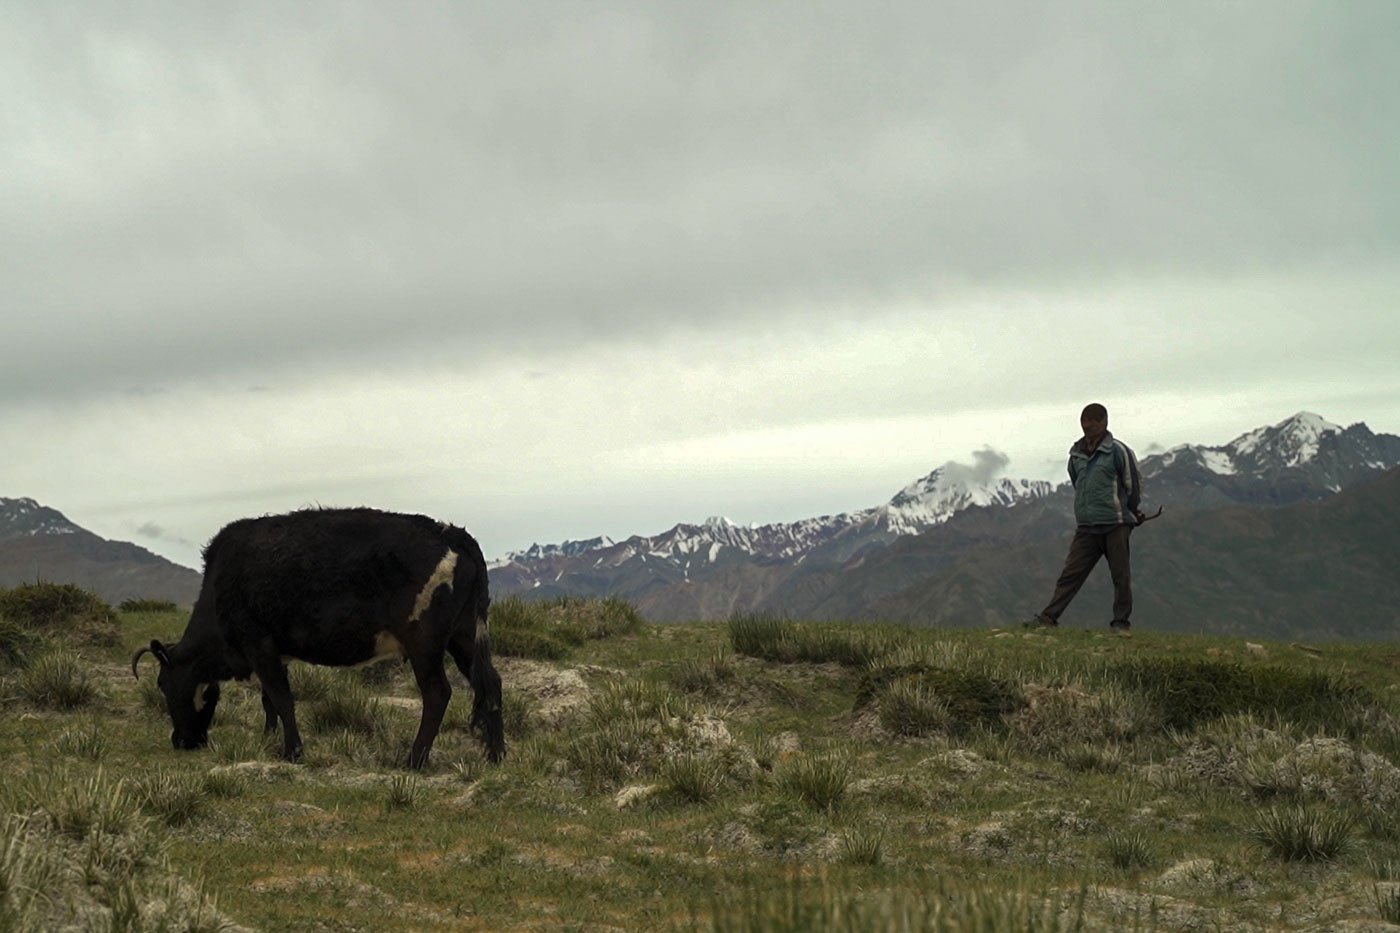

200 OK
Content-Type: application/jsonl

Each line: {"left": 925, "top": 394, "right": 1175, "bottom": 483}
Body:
{"left": 132, "top": 768, "right": 210, "bottom": 826}
{"left": 118, "top": 597, "right": 179, "bottom": 613}
{"left": 327, "top": 728, "right": 372, "bottom": 764}
{"left": 1102, "top": 829, "right": 1154, "bottom": 871}
{"left": 777, "top": 751, "right": 852, "bottom": 811}
{"left": 385, "top": 773, "right": 421, "bottom": 811}
{"left": 305, "top": 680, "right": 388, "bottom": 736}
{"left": 0, "top": 813, "right": 64, "bottom": 925}
{"left": 663, "top": 753, "right": 725, "bottom": 803}
{"left": 586, "top": 679, "right": 692, "bottom": 727}
{"left": 749, "top": 733, "right": 780, "bottom": 772}
{"left": 1059, "top": 742, "right": 1124, "bottom": 774}
{"left": 0, "top": 582, "right": 119, "bottom": 646}
{"left": 52, "top": 721, "right": 110, "bottom": 761}
{"left": 878, "top": 677, "right": 952, "bottom": 737}
{"left": 564, "top": 718, "right": 652, "bottom": 790}
{"left": 15, "top": 651, "right": 103, "bottom": 709}
{"left": 13, "top": 769, "right": 147, "bottom": 841}
{"left": 1249, "top": 804, "right": 1355, "bottom": 862}
{"left": 838, "top": 828, "right": 884, "bottom": 866}
{"left": 288, "top": 664, "right": 339, "bottom": 703}
{"left": 201, "top": 769, "right": 248, "bottom": 800}
{"left": 674, "top": 647, "right": 737, "bottom": 693}
{"left": 212, "top": 729, "right": 273, "bottom": 763}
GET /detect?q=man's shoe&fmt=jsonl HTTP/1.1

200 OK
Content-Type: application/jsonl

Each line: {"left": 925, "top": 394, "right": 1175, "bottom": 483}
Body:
{"left": 1109, "top": 621, "right": 1132, "bottom": 637}
{"left": 1023, "top": 615, "right": 1058, "bottom": 629}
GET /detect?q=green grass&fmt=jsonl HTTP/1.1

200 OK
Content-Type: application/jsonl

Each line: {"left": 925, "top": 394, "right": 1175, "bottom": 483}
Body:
{"left": 1249, "top": 804, "right": 1355, "bottom": 862}
{"left": 14, "top": 651, "right": 104, "bottom": 709}
{"left": 2, "top": 590, "right": 1400, "bottom": 929}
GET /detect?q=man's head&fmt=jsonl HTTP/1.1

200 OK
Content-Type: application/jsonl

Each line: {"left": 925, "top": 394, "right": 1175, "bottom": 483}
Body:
{"left": 1080, "top": 403, "right": 1108, "bottom": 443}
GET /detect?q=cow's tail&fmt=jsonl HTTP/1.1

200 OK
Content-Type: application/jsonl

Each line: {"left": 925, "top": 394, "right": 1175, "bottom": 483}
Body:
{"left": 444, "top": 525, "right": 505, "bottom": 762}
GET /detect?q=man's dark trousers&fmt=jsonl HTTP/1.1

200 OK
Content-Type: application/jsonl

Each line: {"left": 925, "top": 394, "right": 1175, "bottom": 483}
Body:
{"left": 1040, "top": 525, "right": 1132, "bottom": 623}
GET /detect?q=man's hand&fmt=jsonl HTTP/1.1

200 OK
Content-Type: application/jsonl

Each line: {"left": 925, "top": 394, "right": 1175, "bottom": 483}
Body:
{"left": 1133, "top": 510, "right": 1146, "bottom": 524}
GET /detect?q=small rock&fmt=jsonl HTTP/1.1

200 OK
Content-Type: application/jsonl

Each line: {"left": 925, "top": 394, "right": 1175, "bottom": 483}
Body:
{"left": 614, "top": 783, "right": 661, "bottom": 809}
{"left": 1245, "top": 642, "right": 1267, "bottom": 658}
{"left": 774, "top": 731, "right": 802, "bottom": 758}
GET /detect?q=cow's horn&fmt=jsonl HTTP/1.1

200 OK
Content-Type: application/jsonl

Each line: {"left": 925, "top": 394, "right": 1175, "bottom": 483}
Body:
{"left": 130, "top": 646, "right": 151, "bottom": 679}
{"left": 131, "top": 640, "right": 172, "bottom": 679}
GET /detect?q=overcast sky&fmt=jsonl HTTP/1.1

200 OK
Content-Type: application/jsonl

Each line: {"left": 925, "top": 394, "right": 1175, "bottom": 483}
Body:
{"left": 3, "top": 1, "right": 1398, "bottom": 569}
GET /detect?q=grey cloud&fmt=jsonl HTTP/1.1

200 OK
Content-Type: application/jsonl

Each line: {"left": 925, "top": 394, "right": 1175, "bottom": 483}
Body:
{"left": 135, "top": 521, "right": 197, "bottom": 551}
{"left": 3, "top": 2, "right": 1398, "bottom": 402}
{"left": 938, "top": 447, "right": 1012, "bottom": 487}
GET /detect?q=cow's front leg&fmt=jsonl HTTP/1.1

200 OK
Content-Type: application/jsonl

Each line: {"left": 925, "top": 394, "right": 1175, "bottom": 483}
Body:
{"left": 254, "top": 652, "right": 303, "bottom": 761}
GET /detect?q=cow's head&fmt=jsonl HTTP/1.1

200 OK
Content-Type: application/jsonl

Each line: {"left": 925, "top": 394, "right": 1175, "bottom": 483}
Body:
{"left": 131, "top": 639, "right": 221, "bottom": 750}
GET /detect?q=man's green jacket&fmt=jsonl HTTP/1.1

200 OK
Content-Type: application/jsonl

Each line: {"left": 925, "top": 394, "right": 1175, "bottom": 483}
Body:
{"left": 1067, "top": 432, "right": 1142, "bottom": 527}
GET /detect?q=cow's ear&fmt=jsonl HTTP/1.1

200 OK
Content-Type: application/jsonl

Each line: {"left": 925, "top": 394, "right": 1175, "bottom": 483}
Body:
{"left": 150, "top": 640, "right": 172, "bottom": 666}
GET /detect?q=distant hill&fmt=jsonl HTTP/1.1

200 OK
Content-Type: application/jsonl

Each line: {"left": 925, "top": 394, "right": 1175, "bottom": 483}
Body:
{"left": 0, "top": 498, "right": 201, "bottom": 606}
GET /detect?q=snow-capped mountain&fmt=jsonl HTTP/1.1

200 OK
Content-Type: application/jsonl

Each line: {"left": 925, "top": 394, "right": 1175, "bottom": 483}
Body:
{"left": 0, "top": 497, "right": 83, "bottom": 538}
{"left": 877, "top": 469, "right": 1056, "bottom": 535}
{"left": 492, "top": 460, "right": 1055, "bottom": 592}
{"left": 1142, "top": 412, "right": 1400, "bottom": 495}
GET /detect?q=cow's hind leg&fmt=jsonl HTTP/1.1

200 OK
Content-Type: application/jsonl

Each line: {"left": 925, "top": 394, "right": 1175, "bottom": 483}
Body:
{"left": 253, "top": 650, "right": 303, "bottom": 761}
{"left": 260, "top": 662, "right": 288, "bottom": 734}
{"left": 407, "top": 655, "right": 452, "bottom": 770}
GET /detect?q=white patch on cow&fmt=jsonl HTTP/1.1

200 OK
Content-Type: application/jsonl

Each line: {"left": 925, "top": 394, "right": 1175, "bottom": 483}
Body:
{"left": 193, "top": 683, "right": 209, "bottom": 712}
{"left": 411, "top": 549, "right": 457, "bottom": 622}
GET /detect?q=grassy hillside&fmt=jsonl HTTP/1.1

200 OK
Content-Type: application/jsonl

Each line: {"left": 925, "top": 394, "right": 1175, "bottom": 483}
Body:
{"left": 3, "top": 586, "right": 1400, "bottom": 930}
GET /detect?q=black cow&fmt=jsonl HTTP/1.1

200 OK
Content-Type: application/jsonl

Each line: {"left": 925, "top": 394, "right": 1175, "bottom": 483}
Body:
{"left": 132, "top": 508, "right": 505, "bottom": 768}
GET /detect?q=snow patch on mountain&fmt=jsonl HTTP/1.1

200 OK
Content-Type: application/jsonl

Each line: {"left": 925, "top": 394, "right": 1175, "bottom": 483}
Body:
{"left": 877, "top": 465, "right": 1054, "bottom": 535}
{"left": 1145, "top": 412, "right": 1363, "bottom": 478}
{"left": 1229, "top": 411, "right": 1342, "bottom": 464}
{"left": 0, "top": 497, "right": 82, "bottom": 538}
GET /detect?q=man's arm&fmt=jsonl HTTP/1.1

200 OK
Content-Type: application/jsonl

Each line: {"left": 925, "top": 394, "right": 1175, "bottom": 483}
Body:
{"left": 1119, "top": 444, "right": 1144, "bottom": 520}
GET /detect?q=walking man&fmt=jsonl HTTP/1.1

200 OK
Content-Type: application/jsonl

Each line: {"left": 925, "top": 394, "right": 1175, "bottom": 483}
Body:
{"left": 1029, "top": 403, "right": 1145, "bottom": 635}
